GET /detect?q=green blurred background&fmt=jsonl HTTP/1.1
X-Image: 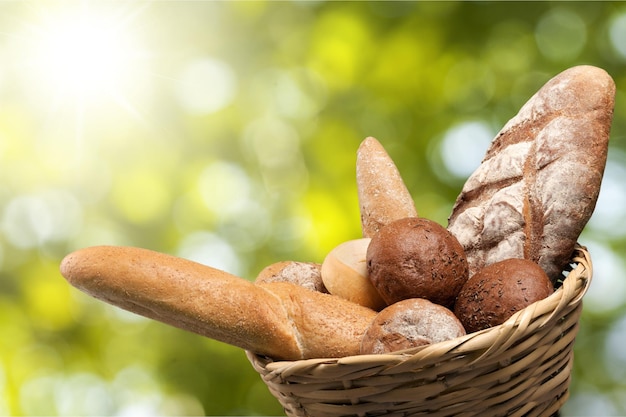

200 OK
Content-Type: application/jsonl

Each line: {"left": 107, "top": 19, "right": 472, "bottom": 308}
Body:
{"left": 1, "top": 1, "right": 625, "bottom": 415}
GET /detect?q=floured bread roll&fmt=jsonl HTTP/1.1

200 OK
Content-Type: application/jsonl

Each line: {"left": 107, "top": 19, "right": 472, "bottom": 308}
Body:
{"left": 357, "top": 137, "right": 418, "bottom": 238}
{"left": 255, "top": 261, "right": 327, "bottom": 293}
{"left": 360, "top": 298, "right": 465, "bottom": 354}
{"left": 448, "top": 65, "right": 615, "bottom": 282}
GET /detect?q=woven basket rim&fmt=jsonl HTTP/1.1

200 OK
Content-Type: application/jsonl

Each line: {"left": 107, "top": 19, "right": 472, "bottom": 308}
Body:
{"left": 249, "top": 244, "right": 592, "bottom": 372}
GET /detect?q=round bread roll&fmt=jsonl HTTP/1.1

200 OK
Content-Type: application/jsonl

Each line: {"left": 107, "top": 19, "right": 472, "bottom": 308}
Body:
{"left": 255, "top": 261, "right": 327, "bottom": 293}
{"left": 454, "top": 258, "right": 554, "bottom": 333}
{"left": 321, "top": 238, "right": 386, "bottom": 310}
{"left": 360, "top": 298, "right": 466, "bottom": 354}
{"left": 367, "top": 217, "right": 469, "bottom": 307}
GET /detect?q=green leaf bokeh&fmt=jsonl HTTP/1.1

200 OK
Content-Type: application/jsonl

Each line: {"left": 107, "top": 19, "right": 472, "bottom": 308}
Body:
{"left": 1, "top": 1, "right": 626, "bottom": 415}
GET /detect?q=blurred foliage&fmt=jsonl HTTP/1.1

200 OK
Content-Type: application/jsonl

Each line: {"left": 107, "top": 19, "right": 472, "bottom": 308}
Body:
{"left": 1, "top": 1, "right": 626, "bottom": 415}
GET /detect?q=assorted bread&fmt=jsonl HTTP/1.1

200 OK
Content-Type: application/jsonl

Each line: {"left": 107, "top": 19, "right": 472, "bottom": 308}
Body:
{"left": 60, "top": 65, "right": 614, "bottom": 361}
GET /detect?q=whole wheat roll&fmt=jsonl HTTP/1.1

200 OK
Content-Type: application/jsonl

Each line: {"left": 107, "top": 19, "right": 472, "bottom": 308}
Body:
{"left": 60, "top": 245, "right": 376, "bottom": 360}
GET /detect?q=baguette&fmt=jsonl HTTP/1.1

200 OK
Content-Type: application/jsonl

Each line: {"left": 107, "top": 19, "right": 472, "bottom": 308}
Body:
{"left": 448, "top": 65, "right": 615, "bottom": 281}
{"left": 357, "top": 137, "right": 418, "bottom": 237}
{"left": 60, "top": 245, "right": 376, "bottom": 360}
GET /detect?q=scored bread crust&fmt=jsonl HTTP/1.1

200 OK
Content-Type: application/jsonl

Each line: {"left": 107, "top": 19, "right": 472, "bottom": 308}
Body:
{"left": 60, "top": 245, "right": 376, "bottom": 360}
{"left": 448, "top": 65, "right": 615, "bottom": 281}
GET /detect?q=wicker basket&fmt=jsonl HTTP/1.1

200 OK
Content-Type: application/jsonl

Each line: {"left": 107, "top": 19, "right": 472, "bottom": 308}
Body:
{"left": 247, "top": 245, "right": 592, "bottom": 417}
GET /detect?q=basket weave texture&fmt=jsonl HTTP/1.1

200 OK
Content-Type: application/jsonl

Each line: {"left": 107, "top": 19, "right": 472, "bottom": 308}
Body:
{"left": 247, "top": 245, "right": 592, "bottom": 417}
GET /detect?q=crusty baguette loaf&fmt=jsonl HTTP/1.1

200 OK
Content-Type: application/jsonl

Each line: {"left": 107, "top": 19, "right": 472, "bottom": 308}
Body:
{"left": 448, "top": 65, "right": 615, "bottom": 281}
{"left": 357, "top": 137, "right": 418, "bottom": 238}
{"left": 60, "top": 246, "right": 376, "bottom": 360}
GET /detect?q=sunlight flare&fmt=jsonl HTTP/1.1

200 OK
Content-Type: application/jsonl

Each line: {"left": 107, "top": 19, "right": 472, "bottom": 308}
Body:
{"left": 19, "top": 4, "right": 149, "bottom": 111}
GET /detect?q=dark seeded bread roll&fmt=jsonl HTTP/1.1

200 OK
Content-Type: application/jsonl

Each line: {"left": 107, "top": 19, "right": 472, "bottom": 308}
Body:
{"left": 454, "top": 258, "right": 554, "bottom": 333}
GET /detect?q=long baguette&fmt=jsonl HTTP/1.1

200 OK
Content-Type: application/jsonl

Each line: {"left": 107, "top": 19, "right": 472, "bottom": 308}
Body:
{"left": 60, "top": 245, "right": 376, "bottom": 360}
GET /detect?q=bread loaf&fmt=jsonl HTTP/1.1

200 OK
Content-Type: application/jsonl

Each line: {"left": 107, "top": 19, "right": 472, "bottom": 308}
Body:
{"left": 357, "top": 137, "right": 418, "bottom": 238}
{"left": 60, "top": 246, "right": 377, "bottom": 360}
{"left": 448, "top": 65, "right": 615, "bottom": 282}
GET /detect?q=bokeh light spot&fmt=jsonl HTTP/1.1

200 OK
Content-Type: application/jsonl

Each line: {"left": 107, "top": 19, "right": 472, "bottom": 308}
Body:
{"left": 309, "top": 9, "right": 372, "bottom": 90}
{"left": 443, "top": 60, "right": 495, "bottom": 112}
{"left": 561, "top": 389, "right": 619, "bottom": 417}
{"left": 535, "top": 8, "right": 586, "bottom": 61}
{"left": 19, "top": 375, "right": 59, "bottom": 416}
{"left": 217, "top": 200, "right": 271, "bottom": 254}
{"left": 198, "top": 161, "right": 252, "bottom": 219}
{"left": 111, "top": 169, "right": 171, "bottom": 225}
{"left": 18, "top": 367, "right": 204, "bottom": 417}
{"left": 0, "top": 364, "right": 8, "bottom": 415}
{"left": 273, "top": 69, "right": 327, "bottom": 119}
{"left": 244, "top": 116, "right": 301, "bottom": 170}
{"left": 1, "top": 189, "right": 83, "bottom": 249}
{"left": 242, "top": 116, "right": 308, "bottom": 195}
{"left": 579, "top": 240, "right": 626, "bottom": 314}
{"left": 439, "top": 121, "right": 494, "bottom": 180}
{"left": 177, "top": 231, "right": 242, "bottom": 276}
{"left": 605, "top": 314, "right": 626, "bottom": 382}
{"left": 249, "top": 68, "right": 327, "bottom": 120}
{"left": 588, "top": 151, "right": 626, "bottom": 238}
{"left": 486, "top": 21, "right": 536, "bottom": 75}
{"left": 176, "top": 57, "right": 237, "bottom": 115}
{"left": 609, "top": 12, "right": 626, "bottom": 60}
{"left": 23, "top": 263, "right": 76, "bottom": 330}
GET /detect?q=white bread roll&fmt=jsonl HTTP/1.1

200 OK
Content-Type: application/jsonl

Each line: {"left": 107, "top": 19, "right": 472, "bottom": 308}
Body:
{"left": 321, "top": 238, "right": 386, "bottom": 311}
